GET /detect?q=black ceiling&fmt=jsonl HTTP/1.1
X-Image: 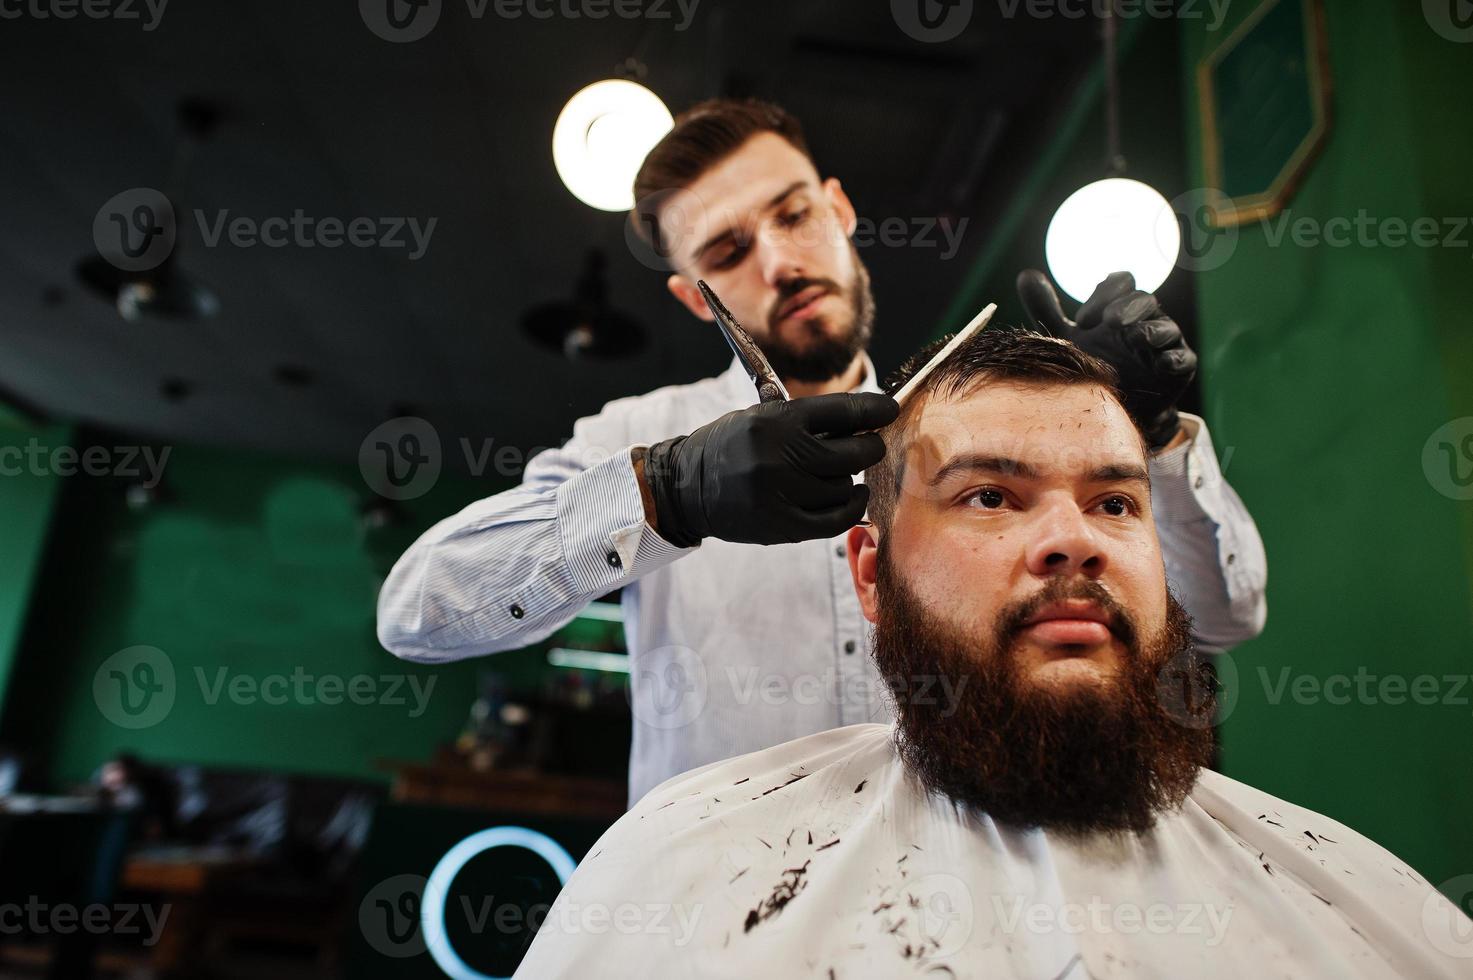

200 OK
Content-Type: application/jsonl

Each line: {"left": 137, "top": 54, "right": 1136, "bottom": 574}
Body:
{"left": 0, "top": 0, "right": 1103, "bottom": 471}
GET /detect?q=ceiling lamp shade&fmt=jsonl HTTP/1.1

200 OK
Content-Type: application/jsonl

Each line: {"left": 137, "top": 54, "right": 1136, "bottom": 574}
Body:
{"left": 521, "top": 250, "right": 645, "bottom": 360}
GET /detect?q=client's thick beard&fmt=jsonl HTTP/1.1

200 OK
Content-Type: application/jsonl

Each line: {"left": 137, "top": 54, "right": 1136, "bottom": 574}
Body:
{"left": 873, "top": 546, "right": 1216, "bottom": 837}
{"left": 760, "top": 246, "right": 875, "bottom": 383}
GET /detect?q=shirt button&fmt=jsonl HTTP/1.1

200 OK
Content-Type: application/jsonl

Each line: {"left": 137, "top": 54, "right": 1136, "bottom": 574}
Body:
{"left": 1194, "top": 476, "right": 1204, "bottom": 489}
{"left": 607, "top": 550, "right": 622, "bottom": 569}
{"left": 844, "top": 640, "right": 856, "bottom": 654}
{"left": 834, "top": 544, "right": 845, "bottom": 558}
{"left": 1226, "top": 553, "right": 1236, "bottom": 565}
{"left": 509, "top": 604, "right": 525, "bottom": 619}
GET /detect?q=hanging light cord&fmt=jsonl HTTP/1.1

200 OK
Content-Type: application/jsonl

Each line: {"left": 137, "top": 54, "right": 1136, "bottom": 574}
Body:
{"left": 1103, "top": 5, "right": 1126, "bottom": 176}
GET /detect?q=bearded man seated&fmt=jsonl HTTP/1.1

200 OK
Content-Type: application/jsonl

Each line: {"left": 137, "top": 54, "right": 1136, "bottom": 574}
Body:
{"left": 514, "top": 326, "right": 1471, "bottom": 979}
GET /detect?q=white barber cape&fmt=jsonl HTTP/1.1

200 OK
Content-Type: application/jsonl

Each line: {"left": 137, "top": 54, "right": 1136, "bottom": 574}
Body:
{"left": 516, "top": 724, "right": 1470, "bottom": 979}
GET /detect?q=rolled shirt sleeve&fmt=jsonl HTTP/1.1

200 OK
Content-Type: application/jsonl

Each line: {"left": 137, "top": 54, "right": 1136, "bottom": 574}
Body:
{"left": 1148, "top": 413, "right": 1268, "bottom": 652}
{"left": 376, "top": 445, "right": 692, "bottom": 664}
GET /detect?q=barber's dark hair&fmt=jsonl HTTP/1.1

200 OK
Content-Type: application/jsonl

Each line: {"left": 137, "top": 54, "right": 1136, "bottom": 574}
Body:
{"left": 631, "top": 97, "right": 814, "bottom": 256}
{"left": 866, "top": 326, "right": 1139, "bottom": 532}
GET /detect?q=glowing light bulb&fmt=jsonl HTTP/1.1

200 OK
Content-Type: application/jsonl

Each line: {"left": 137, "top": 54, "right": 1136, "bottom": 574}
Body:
{"left": 553, "top": 79, "right": 673, "bottom": 212}
{"left": 1045, "top": 177, "right": 1180, "bottom": 301}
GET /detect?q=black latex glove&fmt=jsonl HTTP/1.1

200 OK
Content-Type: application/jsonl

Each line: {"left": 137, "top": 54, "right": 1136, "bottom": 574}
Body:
{"left": 1017, "top": 269, "right": 1197, "bottom": 450}
{"left": 644, "top": 392, "right": 899, "bottom": 547}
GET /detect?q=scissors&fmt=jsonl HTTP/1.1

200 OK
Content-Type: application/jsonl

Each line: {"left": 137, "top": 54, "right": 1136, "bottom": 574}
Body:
{"left": 696, "top": 280, "right": 791, "bottom": 404}
{"left": 698, "top": 279, "right": 997, "bottom": 410}
{"left": 697, "top": 279, "right": 997, "bottom": 529}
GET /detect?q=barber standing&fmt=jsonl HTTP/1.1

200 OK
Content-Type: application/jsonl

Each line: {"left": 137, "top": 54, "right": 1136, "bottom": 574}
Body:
{"left": 378, "top": 98, "right": 1267, "bottom": 805}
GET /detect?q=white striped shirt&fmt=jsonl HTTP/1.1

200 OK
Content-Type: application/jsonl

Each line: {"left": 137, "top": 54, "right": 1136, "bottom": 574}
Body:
{"left": 377, "top": 356, "right": 1267, "bottom": 804}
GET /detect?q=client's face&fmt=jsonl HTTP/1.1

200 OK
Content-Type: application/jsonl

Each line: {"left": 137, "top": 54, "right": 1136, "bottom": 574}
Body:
{"left": 852, "top": 381, "right": 1215, "bottom": 835}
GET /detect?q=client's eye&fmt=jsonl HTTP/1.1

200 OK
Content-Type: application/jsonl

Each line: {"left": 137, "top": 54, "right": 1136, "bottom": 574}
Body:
{"left": 1098, "top": 495, "right": 1134, "bottom": 517}
{"left": 967, "top": 488, "right": 1007, "bottom": 510}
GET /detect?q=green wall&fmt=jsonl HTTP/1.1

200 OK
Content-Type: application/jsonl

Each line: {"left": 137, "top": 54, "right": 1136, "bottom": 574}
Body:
{"left": 0, "top": 419, "right": 69, "bottom": 712}
{"left": 0, "top": 437, "right": 558, "bottom": 787}
{"left": 1180, "top": 1, "right": 1473, "bottom": 893}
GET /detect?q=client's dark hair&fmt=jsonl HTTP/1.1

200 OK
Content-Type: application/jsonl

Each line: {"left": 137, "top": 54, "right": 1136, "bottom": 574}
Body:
{"left": 866, "top": 326, "right": 1140, "bottom": 532}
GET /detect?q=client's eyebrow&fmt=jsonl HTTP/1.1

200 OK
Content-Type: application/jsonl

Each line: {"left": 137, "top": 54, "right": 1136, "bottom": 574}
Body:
{"left": 1089, "top": 462, "right": 1151, "bottom": 486}
{"left": 929, "top": 454, "right": 1039, "bottom": 486}
{"left": 928, "top": 453, "right": 1149, "bottom": 488}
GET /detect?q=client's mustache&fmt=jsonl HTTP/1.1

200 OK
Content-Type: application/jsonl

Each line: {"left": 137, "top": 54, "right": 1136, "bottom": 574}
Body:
{"left": 996, "top": 578, "right": 1138, "bottom": 651}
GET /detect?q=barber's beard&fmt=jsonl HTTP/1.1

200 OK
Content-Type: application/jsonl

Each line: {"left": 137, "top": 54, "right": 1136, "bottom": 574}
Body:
{"left": 759, "top": 247, "right": 875, "bottom": 384}
{"left": 872, "top": 545, "right": 1215, "bottom": 837}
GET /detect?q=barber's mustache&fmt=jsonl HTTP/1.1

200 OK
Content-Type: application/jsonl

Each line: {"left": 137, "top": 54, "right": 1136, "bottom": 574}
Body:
{"left": 767, "top": 277, "right": 841, "bottom": 330}
{"left": 999, "top": 579, "right": 1138, "bottom": 651}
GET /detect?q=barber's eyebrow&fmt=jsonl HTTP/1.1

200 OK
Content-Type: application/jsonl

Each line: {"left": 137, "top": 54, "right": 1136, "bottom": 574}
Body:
{"left": 927, "top": 453, "right": 1149, "bottom": 488}
{"left": 692, "top": 180, "right": 809, "bottom": 264}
